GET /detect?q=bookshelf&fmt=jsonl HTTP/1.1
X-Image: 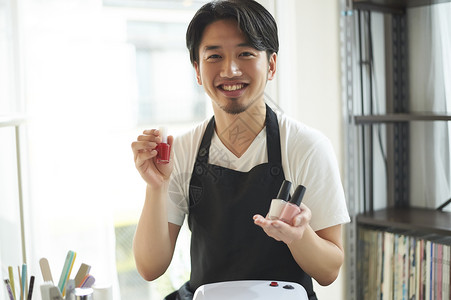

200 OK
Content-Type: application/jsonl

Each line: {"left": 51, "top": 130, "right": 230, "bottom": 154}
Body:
{"left": 341, "top": 0, "right": 451, "bottom": 299}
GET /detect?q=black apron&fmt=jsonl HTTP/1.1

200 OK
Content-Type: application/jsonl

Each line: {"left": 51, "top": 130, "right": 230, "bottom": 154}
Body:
{"left": 165, "top": 105, "right": 317, "bottom": 300}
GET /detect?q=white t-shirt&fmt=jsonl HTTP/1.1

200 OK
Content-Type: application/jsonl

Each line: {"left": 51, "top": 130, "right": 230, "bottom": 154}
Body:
{"left": 167, "top": 111, "right": 350, "bottom": 231}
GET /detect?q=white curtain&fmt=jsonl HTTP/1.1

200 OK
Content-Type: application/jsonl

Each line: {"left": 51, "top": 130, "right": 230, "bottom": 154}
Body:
{"left": 409, "top": 3, "right": 451, "bottom": 210}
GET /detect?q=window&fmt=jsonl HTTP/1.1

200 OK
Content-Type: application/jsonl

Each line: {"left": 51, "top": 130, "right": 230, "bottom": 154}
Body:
{"left": 0, "top": 1, "right": 27, "bottom": 299}
{"left": 1, "top": 1, "right": 209, "bottom": 299}
{"left": 0, "top": 0, "right": 18, "bottom": 114}
{"left": 127, "top": 21, "right": 206, "bottom": 125}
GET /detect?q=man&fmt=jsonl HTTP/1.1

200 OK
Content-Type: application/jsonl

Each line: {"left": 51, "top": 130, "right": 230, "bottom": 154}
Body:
{"left": 131, "top": 1, "right": 350, "bottom": 299}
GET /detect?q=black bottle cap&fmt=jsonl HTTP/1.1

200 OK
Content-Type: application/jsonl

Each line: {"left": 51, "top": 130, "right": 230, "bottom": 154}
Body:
{"left": 289, "top": 185, "right": 306, "bottom": 206}
{"left": 276, "top": 180, "right": 292, "bottom": 201}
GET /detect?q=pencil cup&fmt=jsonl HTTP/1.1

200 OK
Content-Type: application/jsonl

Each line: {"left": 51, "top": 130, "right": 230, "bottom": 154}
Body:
{"left": 40, "top": 282, "right": 54, "bottom": 300}
{"left": 93, "top": 284, "right": 113, "bottom": 300}
{"left": 74, "top": 287, "right": 93, "bottom": 300}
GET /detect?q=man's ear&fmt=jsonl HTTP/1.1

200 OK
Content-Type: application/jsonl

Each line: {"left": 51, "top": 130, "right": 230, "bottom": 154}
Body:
{"left": 194, "top": 61, "right": 202, "bottom": 85}
{"left": 267, "top": 53, "right": 277, "bottom": 81}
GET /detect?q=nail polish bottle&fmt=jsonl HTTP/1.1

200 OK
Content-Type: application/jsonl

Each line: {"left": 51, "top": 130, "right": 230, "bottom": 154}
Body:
{"left": 268, "top": 180, "right": 292, "bottom": 220}
{"left": 279, "top": 185, "right": 306, "bottom": 225}
{"left": 156, "top": 126, "right": 170, "bottom": 164}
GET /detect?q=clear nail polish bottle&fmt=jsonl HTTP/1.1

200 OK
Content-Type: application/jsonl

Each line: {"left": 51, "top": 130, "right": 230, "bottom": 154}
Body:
{"left": 268, "top": 180, "right": 292, "bottom": 220}
{"left": 279, "top": 185, "right": 306, "bottom": 225}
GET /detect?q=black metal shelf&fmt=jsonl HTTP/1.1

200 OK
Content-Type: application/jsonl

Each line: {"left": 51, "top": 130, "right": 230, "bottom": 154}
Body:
{"left": 345, "top": 0, "right": 451, "bottom": 299}
{"left": 357, "top": 207, "right": 451, "bottom": 235}
{"left": 354, "top": 0, "right": 451, "bottom": 12}
{"left": 354, "top": 113, "right": 451, "bottom": 124}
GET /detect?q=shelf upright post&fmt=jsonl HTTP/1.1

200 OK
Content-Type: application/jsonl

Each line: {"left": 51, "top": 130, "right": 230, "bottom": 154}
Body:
{"left": 385, "top": 11, "right": 409, "bottom": 208}
{"left": 341, "top": 0, "right": 358, "bottom": 298}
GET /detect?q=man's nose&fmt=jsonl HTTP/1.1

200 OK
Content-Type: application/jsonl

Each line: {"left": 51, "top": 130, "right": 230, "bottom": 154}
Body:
{"left": 220, "top": 58, "right": 242, "bottom": 78}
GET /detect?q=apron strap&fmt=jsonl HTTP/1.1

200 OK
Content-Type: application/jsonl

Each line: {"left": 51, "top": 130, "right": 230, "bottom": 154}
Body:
{"left": 264, "top": 104, "right": 282, "bottom": 165}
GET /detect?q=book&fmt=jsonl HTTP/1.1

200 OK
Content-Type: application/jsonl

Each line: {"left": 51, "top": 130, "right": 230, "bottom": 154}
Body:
{"left": 382, "top": 231, "right": 394, "bottom": 300}
{"left": 442, "top": 243, "right": 450, "bottom": 300}
{"left": 408, "top": 237, "right": 416, "bottom": 300}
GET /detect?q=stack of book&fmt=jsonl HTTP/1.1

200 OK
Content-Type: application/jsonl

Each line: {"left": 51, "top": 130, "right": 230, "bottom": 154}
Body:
{"left": 357, "top": 226, "right": 451, "bottom": 300}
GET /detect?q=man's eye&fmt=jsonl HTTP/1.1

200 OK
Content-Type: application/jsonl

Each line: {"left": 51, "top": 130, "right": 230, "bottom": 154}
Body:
{"left": 240, "top": 52, "right": 254, "bottom": 57}
{"left": 207, "top": 54, "right": 221, "bottom": 60}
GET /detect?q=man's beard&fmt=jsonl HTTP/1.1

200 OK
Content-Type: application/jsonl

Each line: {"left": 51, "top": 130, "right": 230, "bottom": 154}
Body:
{"left": 220, "top": 100, "right": 247, "bottom": 115}
{"left": 215, "top": 94, "right": 262, "bottom": 115}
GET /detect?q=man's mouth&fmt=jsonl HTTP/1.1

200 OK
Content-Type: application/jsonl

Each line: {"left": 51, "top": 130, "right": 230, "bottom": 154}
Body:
{"left": 219, "top": 83, "right": 247, "bottom": 91}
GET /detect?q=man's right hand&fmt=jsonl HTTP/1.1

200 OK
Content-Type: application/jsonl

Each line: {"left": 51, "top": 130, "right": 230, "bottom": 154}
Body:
{"left": 131, "top": 129, "right": 174, "bottom": 187}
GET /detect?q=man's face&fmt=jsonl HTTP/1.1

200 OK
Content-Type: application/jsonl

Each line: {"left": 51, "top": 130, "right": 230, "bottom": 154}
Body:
{"left": 194, "top": 19, "right": 276, "bottom": 115}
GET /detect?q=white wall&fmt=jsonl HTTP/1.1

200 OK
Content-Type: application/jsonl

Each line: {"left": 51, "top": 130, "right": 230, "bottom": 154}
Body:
{"left": 274, "top": 0, "right": 343, "bottom": 162}
{"left": 265, "top": 0, "right": 346, "bottom": 299}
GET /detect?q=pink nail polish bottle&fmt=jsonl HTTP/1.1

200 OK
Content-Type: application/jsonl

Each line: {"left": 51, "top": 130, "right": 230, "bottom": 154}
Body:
{"left": 156, "top": 127, "right": 170, "bottom": 164}
{"left": 268, "top": 180, "right": 292, "bottom": 220}
{"left": 279, "top": 185, "right": 306, "bottom": 225}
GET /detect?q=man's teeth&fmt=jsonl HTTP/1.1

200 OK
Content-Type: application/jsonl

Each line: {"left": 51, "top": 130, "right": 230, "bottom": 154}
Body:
{"left": 222, "top": 84, "right": 244, "bottom": 91}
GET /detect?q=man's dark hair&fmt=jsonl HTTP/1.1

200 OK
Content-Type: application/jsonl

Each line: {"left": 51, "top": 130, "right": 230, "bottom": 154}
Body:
{"left": 186, "top": 0, "right": 279, "bottom": 65}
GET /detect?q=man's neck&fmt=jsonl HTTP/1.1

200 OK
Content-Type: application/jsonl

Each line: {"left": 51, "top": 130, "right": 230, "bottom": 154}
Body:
{"left": 213, "top": 102, "right": 266, "bottom": 158}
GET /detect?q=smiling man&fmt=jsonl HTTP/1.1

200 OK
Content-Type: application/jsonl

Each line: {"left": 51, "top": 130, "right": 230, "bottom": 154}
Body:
{"left": 131, "top": 1, "right": 350, "bottom": 299}
{"left": 194, "top": 18, "right": 275, "bottom": 116}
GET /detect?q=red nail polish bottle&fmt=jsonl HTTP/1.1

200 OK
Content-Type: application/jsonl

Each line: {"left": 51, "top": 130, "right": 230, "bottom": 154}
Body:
{"left": 156, "top": 127, "right": 170, "bottom": 164}
{"left": 279, "top": 185, "right": 306, "bottom": 225}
